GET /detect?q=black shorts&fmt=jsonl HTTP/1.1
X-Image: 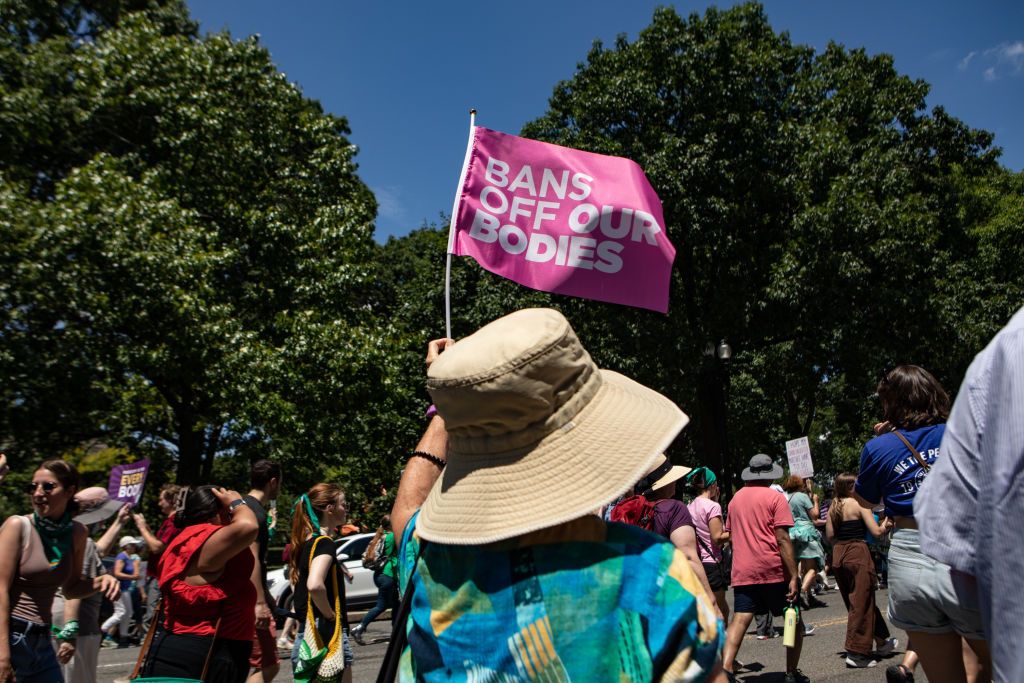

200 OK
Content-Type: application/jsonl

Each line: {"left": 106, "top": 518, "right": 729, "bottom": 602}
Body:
{"left": 702, "top": 562, "right": 729, "bottom": 592}
{"left": 733, "top": 582, "right": 802, "bottom": 621}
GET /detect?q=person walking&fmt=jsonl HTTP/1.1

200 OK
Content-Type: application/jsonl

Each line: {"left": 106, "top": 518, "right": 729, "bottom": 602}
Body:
{"left": 243, "top": 459, "right": 283, "bottom": 683}
{"left": 137, "top": 486, "right": 259, "bottom": 683}
{"left": 52, "top": 490, "right": 130, "bottom": 683}
{"left": 915, "top": 307, "right": 1024, "bottom": 682}
{"left": 288, "top": 483, "right": 353, "bottom": 683}
{"left": 0, "top": 459, "right": 120, "bottom": 683}
{"left": 390, "top": 309, "right": 725, "bottom": 682}
{"left": 720, "top": 454, "right": 808, "bottom": 683}
{"left": 826, "top": 473, "right": 898, "bottom": 668}
{"left": 131, "top": 483, "right": 182, "bottom": 629}
{"left": 855, "top": 365, "right": 989, "bottom": 683}
{"left": 351, "top": 514, "right": 397, "bottom": 645}
{"left": 781, "top": 475, "right": 827, "bottom": 610}
{"left": 686, "top": 466, "right": 731, "bottom": 625}
{"left": 101, "top": 536, "right": 141, "bottom": 648}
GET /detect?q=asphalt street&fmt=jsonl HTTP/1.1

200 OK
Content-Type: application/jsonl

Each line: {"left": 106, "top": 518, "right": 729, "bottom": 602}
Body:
{"left": 95, "top": 589, "right": 929, "bottom": 682}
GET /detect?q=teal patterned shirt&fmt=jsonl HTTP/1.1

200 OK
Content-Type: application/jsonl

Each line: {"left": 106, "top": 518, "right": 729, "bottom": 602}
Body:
{"left": 398, "top": 512, "right": 723, "bottom": 682}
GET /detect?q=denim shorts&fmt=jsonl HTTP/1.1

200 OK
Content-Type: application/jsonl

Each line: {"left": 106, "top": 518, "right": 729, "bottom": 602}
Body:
{"left": 887, "top": 528, "right": 985, "bottom": 639}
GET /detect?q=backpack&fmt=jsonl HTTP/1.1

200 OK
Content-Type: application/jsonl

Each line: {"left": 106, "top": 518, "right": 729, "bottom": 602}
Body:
{"left": 361, "top": 534, "right": 388, "bottom": 571}
{"left": 609, "top": 495, "right": 658, "bottom": 531}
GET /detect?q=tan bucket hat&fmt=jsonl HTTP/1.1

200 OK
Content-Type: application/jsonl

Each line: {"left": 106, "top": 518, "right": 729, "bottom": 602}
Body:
{"left": 417, "top": 308, "right": 689, "bottom": 545}
{"left": 637, "top": 454, "right": 692, "bottom": 495}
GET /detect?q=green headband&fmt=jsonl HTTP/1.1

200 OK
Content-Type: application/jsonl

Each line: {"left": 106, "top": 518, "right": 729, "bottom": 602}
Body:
{"left": 301, "top": 494, "right": 322, "bottom": 533}
{"left": 686, "top": 466, "right": 717, "bottom": 488}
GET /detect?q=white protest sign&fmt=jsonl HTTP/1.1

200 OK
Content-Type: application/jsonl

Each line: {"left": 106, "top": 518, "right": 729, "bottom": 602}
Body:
{"left": 785, "top": 436, "right": 814, "bottom": 478}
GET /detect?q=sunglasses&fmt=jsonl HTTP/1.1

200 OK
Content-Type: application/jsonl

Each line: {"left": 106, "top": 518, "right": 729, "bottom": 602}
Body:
{"left": 23, "top": 481, "right": 59, "bottom": 494}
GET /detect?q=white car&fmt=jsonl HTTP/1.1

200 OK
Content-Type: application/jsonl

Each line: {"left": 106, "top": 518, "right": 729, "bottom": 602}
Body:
{"left": 267, "top": 533, "right": 379, "bottom": 623}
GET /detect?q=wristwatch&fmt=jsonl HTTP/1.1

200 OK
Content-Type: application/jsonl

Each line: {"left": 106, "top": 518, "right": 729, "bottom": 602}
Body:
{"left": 228, "top": 498, "right": 248, "bottom": 512}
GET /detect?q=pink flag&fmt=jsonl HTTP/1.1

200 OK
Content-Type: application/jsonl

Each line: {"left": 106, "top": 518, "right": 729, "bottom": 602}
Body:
{"left": 449, "top": 127, "right": 675, "bottom": 313}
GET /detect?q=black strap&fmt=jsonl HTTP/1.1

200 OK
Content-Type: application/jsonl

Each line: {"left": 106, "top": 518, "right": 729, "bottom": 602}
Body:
{"left": 694, "top": 533, "right": 720, "bottom": 567}
{"left": 375, "top": 541, "right": 426, "bottom": 683}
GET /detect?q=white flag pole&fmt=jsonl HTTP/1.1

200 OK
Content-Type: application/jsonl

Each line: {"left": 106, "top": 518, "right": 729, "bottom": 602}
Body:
{"left": 445, "top": 108, "right": 476, "bottom": 340}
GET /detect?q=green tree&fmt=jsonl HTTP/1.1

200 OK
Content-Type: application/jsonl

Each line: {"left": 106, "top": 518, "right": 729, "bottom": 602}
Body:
{"left": 1, "top": 5, "right": 382, "bottom": 489}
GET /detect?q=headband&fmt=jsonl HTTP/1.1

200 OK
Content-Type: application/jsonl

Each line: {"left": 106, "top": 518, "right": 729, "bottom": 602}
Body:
{"left": 301, "top": 493, "right": 322, "bottom": 533}
{"left": 686, "top": 466, "right": 717, "bottom": 488}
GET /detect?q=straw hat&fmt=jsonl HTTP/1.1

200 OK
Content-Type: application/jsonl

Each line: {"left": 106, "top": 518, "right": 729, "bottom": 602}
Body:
{"left": 417, "top": 308, "right": 689, "bottom": 545}
{"left": 637, "top": 454, "right": 692, "bottom": 495}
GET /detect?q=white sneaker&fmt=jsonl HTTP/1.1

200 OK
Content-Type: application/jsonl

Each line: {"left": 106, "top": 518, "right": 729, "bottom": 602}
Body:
{"left": 803, "top": 624, "right": 815, "bottom": 636}
{"left": 845, "top": 653, "right": 878, "bottom": 668}
{"left": 876, "top": 637, "right": 899, "bottom": 655}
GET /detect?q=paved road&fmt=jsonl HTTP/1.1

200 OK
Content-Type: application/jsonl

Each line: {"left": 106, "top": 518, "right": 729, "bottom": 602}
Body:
{"left": 96, "top": 590, "right": 928, "bottom": 682}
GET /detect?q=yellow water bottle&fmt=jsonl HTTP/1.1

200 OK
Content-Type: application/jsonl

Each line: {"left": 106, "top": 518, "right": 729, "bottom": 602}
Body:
{"left": 782, "top": 603, "right": 799, "bottom": 648}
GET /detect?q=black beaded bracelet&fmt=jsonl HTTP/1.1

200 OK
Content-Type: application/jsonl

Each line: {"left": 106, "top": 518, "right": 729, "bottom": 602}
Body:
{"left": 410, "top": 450, "right": 446, "bottom": 468}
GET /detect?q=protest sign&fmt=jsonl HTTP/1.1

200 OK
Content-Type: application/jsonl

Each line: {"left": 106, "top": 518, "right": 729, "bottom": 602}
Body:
{"left": 108, "top": 458, "right": 150, "bottom": 506}
{"left": 449, "top": 127, "right": 675, "bottom": 312}
{"left": 785, "top": 437, "right": 814, "bottom": 478}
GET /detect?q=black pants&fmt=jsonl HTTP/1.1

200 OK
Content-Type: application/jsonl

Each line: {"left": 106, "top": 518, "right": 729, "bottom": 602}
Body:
{"left": 141, "top": 630, "right": 253, "bottom": 683}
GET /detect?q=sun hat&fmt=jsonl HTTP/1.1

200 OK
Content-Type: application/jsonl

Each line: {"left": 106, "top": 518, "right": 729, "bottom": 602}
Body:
{"left": 417, "top": 308, "right": 689, "bottom": 545}
{"left": 73, "top": 487, "right": 123, "bottom": 525}
{"left": 741, "top": 453, "right": 784, "bottom": 481}
{"left": 636, "top": 454, "right": 692, "bottom": 495}
{"left": 119, "top": 535, "right": 142, "bottom": 548}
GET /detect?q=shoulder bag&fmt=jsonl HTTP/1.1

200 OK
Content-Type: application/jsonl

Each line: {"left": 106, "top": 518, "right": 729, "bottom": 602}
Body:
{"left": 295, "top": 536, "right": 347, "bottom": 682}
{"left": 130, "top": 599, "right": 222, "bottom": 683}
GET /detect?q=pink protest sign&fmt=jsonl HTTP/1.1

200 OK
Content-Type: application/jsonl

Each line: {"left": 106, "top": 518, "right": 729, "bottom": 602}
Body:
{"left": 449, "top": 127, "right": 675, "bottom": 312}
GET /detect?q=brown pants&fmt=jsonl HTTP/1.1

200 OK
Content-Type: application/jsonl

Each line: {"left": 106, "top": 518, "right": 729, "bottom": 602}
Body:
{"left": 832, "top": 540, "right": 890, "bottom": 655}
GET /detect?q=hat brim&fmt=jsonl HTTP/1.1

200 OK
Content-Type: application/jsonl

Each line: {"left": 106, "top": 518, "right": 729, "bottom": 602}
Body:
{"left": 73, "top": 499, "right": 123, "bottom": 525}
{"left": 416, "top": 369, "right": 689, "bottom": 545}
{"left": 648, "top": 464, "right": 693, "bottom": 493}
{"left": 741, "top": 463, "right": 784, "bottom": 481}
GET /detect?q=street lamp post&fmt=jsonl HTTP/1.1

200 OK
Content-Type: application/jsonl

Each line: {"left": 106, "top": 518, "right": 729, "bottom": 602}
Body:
{"left": 715, "top": 340, "right": 732, "bottom": 503}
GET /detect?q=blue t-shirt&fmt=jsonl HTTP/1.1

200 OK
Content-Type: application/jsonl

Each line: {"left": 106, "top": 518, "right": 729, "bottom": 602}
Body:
{"left": 855, "top": 423, "right": 945, "bottom": 518}
{"left": 115, "top": 551, "right": 136, "bottom": 590}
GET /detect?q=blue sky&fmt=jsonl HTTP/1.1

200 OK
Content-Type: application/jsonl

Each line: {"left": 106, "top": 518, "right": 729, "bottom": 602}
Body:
{"left": 187, "top": 1, "right": 1023, "bottom": 242}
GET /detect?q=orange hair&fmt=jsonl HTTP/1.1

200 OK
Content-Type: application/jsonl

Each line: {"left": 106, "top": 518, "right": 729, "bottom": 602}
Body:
{"left": 288, "top": 483, "right": 344, "bottom": 585}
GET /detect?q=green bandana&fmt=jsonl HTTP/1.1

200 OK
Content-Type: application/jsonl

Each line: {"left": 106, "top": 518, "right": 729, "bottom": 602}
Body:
{"left": 33, "top": 511, "right": 74, "bottom": 570}
{"left": 301, "top": 494, "right": 322, "bottom": 535}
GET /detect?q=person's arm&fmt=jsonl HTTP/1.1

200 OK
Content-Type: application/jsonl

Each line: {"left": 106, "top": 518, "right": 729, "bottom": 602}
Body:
{"left": 669, "top": 525, "right": 718, "bottom": 609}
{"left": 112, "top": 556, "right": 130, "bottom": 581}
{"left": 250, "top": 540, "right": 272, "bottom": 630}
{"left": 391, "top": 337, "right": 454, "bottom": 542}
{"left": 56, "top": 598, "right": 81, "bottom": 664}
{"left": 707, "top": 516, "right": 729, "bottom": 546}
{"left": 0, "top": 517, "right": 23, "bottom": 680}
{"left": 95, "top": 505, "right": 130, "bottom": 556}
{"left": 861, "top": 506, "right": 891, "bottom": 539}
{"left": 306, "top": 553, "right": 336, "bottom": 620}
{"left": 194, "top": 489, "right": 259, "bottom": 574}
{"left": 63, "top": 525, "right": 120, "bottom": 600}
{"left": 132, "top": 511, "right": 167, "bottom": 557}
{"left": 825, "top": 508, "right": 836, "bottom": 543}
{"left": 774, "top": 527, "right": 799, "bottom": 602}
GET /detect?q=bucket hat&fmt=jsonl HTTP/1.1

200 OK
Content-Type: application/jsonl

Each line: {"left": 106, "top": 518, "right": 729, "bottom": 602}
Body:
{"left": 741, "top": 453, "right": 784, "bottom": 481}
{"left": 417, "top": 308, "right": 689, "bottom": 545}
{"left": 73, "top": 487, "right": 123, "bottom": 525}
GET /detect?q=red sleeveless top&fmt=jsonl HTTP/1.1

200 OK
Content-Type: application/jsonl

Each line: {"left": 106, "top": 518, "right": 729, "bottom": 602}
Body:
{"left": 159, "top": 523, "right": 256, "bottom": 641}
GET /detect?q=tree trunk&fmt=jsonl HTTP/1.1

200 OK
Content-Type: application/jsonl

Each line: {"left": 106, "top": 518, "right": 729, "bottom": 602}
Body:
{"left": 175, "top": 409, "right": 203, "bottom": 485}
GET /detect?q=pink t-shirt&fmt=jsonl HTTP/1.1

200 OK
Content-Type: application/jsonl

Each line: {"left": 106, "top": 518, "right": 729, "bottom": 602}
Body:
{"left": 725, "top": 485, "right": 794, "bottom": 586}
{"left": 687, "top": 496, "right": 723, "bottom": 563}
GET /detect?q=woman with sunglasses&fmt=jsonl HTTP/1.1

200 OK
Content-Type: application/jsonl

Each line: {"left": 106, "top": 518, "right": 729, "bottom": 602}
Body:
{"left": 0, "top": 459, "right": 120, "bottom": 683}
{"left": 855, "top": 366, "right": 990, "bottom": 682}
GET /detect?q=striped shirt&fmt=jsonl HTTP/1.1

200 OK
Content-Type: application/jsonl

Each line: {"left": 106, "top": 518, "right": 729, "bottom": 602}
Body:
{"left": 916, "top": 306, "right": 1024, "bottom": 682}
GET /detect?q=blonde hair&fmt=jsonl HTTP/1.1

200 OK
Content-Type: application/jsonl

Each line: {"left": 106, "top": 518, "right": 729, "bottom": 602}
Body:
{"left": 829, "top": 473, "right": 858, "bottom": 529}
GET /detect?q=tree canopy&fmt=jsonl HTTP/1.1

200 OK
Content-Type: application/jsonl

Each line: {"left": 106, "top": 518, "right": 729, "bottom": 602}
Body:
{"left": 1, "top": 2, "right": 1021, "bottom": 523}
